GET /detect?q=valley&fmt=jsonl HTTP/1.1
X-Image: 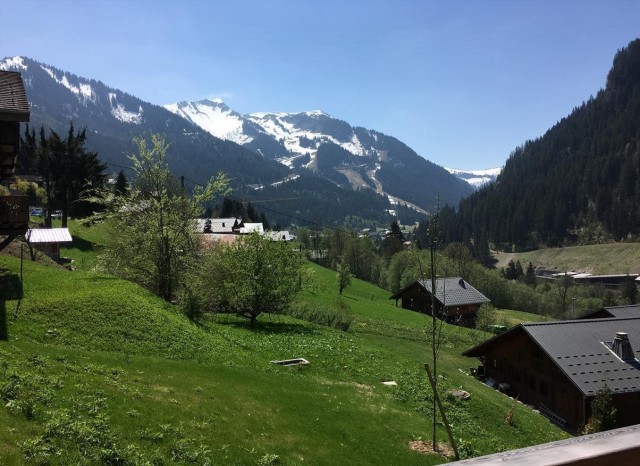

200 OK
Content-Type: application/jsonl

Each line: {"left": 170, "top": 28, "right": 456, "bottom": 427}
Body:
{"left": 0, "top": 223, "right": 568, "bottom": 464}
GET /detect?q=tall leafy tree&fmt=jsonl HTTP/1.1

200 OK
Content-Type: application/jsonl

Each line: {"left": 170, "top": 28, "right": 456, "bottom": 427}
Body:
{"left": 198, "top": 232, "right": 302, "bottom": 324}
{"left": 443, "top": 242, "right": 474, "bottom": 280}
{"left": 336, "top": 260, "right": 352, "bottom": 295}
{"left": 101, "top": 133, "right": 229, "bottom": 301}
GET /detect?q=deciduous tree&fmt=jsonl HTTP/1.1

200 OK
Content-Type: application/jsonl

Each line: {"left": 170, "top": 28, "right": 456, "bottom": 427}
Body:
{"left": 336, "top": 260, "right": 352, "bottom": 295}
{"left": 100, "top": 133, "right": 228, "bottom": 301}
{"left": 199, "top": 232, "right": 302, "bottom": 324}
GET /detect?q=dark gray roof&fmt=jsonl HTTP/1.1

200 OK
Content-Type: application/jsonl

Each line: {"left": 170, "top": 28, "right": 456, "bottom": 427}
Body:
{"left": 604, "top": 305, "right": 640, "bottom": 318}
{"left": 579, "top": 305, "right": 640, "bottom": 320}
{"left": 524, "top": 318, "right": 640, "bottom": 396}
{"left": 0, "top": 71, "right": 30, "bottom": 121}
{"left": 416, "top": 277, "right": 490, "bottom": 307}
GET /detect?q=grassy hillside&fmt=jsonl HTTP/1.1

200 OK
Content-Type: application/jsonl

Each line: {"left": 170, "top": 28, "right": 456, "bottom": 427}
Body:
{"left": 494, "top": 242, "right": 640, "bottom": 274}
{"left": 0, "top": 228, "right": 569, "bottom": 464}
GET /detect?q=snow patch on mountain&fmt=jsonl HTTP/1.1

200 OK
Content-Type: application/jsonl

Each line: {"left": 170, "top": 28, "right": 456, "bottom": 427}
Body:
{"left": 247, "top": 111, "right": 368, "bottom": 161}
{"left": 108, "top": 93, "right": 143, "bottom": 124}
{"left": 164, "top": 99, "right": 252, "bottom": 144}
{"left": 41, "top": 65, "right": 94, "bottom": 101}
{"left": 445, "top": 167, "right": 501, "bottom": 188}
{"left": 163, "top": 97, "right": 376, "bottom": 166}
{"left": 111, "top": 103, "right": 143, "bottom": 124}
{"left": 0, "top": 56, "right": 27, "bottom": 71}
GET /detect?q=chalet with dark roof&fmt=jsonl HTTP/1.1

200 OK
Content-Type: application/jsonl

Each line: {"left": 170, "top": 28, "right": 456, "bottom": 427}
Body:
{"left": 0, "top": 71, "right": 30, "bottom": 251}
{"left": 390, "top": 277, "right": 490, "bottom": 326}
{"left": 463, "top": 317, "right": 640, "bottom": 431}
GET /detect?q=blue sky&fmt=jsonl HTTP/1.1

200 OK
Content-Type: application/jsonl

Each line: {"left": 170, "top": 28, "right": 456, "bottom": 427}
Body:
{"left": 1, "top": 0, "right": 638, "bottom": 170}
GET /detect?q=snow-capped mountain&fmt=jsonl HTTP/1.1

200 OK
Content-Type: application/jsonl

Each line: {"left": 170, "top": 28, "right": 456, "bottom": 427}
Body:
{"left": 164, "top": 98, "right": 473, "bottom": 210}
{"left": 1, "top": 55, "right": 472, "bottom": 224}
{"left": 0, "top": 56, "right": 287, "bottom": 188}
{"left": 444, "top": 167, "right": 502, "bottom": 189}
{"left": 165, "top": 99, "right": 251, "bottom": 144}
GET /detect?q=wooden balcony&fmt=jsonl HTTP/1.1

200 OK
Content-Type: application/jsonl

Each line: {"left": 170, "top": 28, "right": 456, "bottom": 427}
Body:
{"left": 0, "top": 195, "right": 28, "bottom": 250}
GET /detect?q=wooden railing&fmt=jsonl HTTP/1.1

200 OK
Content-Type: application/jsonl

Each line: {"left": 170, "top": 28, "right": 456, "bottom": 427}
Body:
{"left": 450, "top": 424, "right": 640, "bottom": 465}
{"left": 0, "top": 195, "right": 29, "bottom": 233}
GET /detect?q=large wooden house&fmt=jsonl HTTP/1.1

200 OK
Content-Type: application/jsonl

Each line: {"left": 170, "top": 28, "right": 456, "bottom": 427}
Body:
{"left": 0, "top": 71, "right": 30, "bottom": 252}
{"left": 390, "top": 277, "right": 489, "bottom": 326}
{"left": 463, "top": 317, "right": 640, "bottom": 431}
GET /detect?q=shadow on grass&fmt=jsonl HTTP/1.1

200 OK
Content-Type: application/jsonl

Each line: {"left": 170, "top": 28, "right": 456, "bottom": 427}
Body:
{"left": 0, "top": 301, "right": 6, "bottom": 341}
{"left": 220, "top": 318, "right": 318, "bottom": 336}
{"left": 69, "top": 236, "right": 98, "bottom": 252}
{"left": 0, "top": 273, "right": 23, "bottom": 301}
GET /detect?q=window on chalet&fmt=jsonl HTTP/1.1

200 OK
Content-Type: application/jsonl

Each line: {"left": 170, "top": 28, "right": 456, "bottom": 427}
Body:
{"left": 528, "top": 375, "right": 536, "bottom": 391}
{"left": 493, "top": 359, "right": 503, "bottom": 372}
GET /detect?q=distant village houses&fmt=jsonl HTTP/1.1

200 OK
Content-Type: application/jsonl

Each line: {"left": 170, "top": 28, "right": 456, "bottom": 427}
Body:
{"left": 535, "top": 269, "right": 639, "bottom": 290}
{"left": 196, "top": 217, "right": 295, "bottom": 246}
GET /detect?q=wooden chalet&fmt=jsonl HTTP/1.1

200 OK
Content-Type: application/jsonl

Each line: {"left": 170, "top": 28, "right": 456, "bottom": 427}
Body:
{"left": 0, "top": 71, "right": 30, "bottom": 252}
{"left": 463, "top": 318, "right": 640, "bottom": 431}
{"left": 389, "top": 277, "right": 489, "bottom": 326}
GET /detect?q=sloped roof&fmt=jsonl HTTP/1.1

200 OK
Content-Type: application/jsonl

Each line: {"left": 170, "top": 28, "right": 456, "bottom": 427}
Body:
{"left": 239, "top": 223, "right": 264, "bottom": 234}
{"left": 464, "top": 317, "right": 640, "bottom": 396}
{"left": 604, "top": 305, "right": 640, "bottom": 318}
{"left": 581, "top": 305, "right": 640, "bottom": 320}
{"left": 264, "top": 230, "right": 295, "bottom": 241}
{"left": 0, "top": 71, "right": 30, "bottom": 121}
{"left": 390, "top": 277, "right": 490, "bottom": 307}
{"left": 26, "top": 228, "right": 72, "bottom": 244}
{"left": 195, "top": 218, "right": 240, "bottom": 234}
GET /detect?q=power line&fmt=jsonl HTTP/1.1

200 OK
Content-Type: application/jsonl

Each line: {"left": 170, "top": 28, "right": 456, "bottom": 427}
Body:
{"left": 104, "top": 161, "right": 323, "bottom": 229}
{"left": 182, "top": 175, "right": 322, "bottom": 229}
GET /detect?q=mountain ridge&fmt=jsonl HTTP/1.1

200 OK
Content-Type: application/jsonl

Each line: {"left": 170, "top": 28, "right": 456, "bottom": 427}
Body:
{"left": 1, "top": 55, "right": 472, "bottom": 226}
{"left": 163, "top": 97, "right": 473, "bottom": 208}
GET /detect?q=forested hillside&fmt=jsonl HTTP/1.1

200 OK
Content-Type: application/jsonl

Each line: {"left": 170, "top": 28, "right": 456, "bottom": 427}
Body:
{"left": 449, "top": 38, "right": 640, "bottom": 250}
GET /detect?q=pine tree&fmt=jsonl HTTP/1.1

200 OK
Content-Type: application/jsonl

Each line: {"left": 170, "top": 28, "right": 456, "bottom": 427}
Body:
{"left": 21, "top": 124, "right": 107, "bottom": 226}
{"left": 523, "top": 262, "right": 537, "bottom": 287}
{"left": 114, "top": 169, "right": 129, "bottom": 196}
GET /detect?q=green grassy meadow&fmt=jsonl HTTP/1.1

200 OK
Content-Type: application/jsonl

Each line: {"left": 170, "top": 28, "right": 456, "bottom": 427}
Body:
{"left": 0, "top": 226, "right": 570, "bottom": 464}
